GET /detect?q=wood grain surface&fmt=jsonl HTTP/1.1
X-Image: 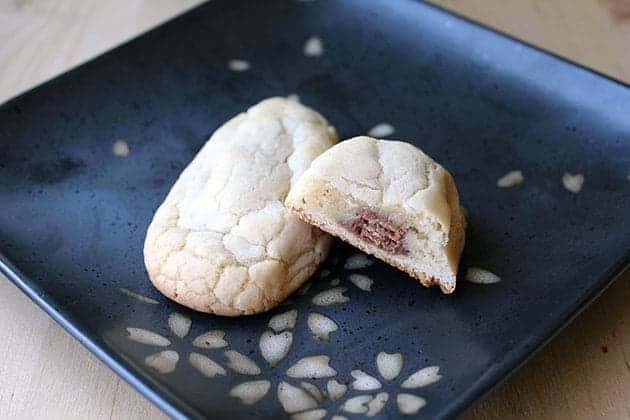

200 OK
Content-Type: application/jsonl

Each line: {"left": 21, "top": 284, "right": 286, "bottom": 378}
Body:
{"left": 0, "top": 1, "right": 628, "bottom": 419}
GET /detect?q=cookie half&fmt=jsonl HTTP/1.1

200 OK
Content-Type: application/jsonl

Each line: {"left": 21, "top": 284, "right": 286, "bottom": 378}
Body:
{"left": 286, "top": 136, "right": 465, "bottom": 293}
{"left": 144, "top": 98, "right": 338, "bottom": 315}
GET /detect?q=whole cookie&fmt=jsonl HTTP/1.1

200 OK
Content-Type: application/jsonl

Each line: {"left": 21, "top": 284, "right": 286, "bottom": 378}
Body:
{"left": 144, "top": 98, "right": 338, "bottom": 315}
{"left": 286, "top": 136, "right": 465, "bottom": 293}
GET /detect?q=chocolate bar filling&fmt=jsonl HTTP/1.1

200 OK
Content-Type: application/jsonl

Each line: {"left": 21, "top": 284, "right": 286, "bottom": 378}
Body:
{"left": 343, "top": 207, "right": 408, "bottom": 254}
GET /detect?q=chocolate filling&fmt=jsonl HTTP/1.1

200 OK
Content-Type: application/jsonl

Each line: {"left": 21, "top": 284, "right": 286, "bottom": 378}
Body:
{"left": 343, "top": 207, "right": 408, "bottom": 255}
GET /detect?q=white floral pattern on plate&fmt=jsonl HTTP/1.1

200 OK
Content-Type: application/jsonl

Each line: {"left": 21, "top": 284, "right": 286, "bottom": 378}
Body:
{"left": 123, "top": 254, "right": 446, "bottom": 417}
{"left": 125, "top": 312, "right": 228, "bottom": 376}
{"left": 336, "top": 352, "right": 441, "bottom": 416}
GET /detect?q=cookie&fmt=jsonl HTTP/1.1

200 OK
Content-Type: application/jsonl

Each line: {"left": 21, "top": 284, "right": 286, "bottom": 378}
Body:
{"left": 285, "top": 136, "right": 465, "bottom": 293}
{"left": 144, "top": 98, "right": 338, "bottom": 315}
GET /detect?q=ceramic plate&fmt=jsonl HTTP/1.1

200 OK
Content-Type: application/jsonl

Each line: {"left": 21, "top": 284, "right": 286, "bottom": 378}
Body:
{"left": 0, "top": 1, "right": 628, "bottom": 418}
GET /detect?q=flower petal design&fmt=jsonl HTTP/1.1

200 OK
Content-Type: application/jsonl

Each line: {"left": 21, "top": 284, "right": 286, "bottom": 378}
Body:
{"left": 303, "top": 36, "right": 324, "bottom": 57}
{"left": 260, "top": 330, "right": 293, "bottom": 366}
{"left": 366, "top": 392, "right": 389, "bottom": 417}
{"left": 145, "top": 350, "right": 179, "bottom": 373}
{"left": 126, "top": 328, "right": 170, "bottom": 347}
{"left": 228, "top": 59, "right": 250, "bottom": 72}
{"left": 348, "top": 274, "right": 373, "bottom": 292}
{"left": 229, "top": 380, "right": 271, "bottom": 405}
{"left": 562, "top": 172, "right": 584, "bottom": 193}
{"left": 326, "top": 379, "right": 347, "bottom": 401}
{"left": 350, "top": 370, "right": 382, "bottom": 390}
{"left": 192, "top": 330, "right": 228, "bottom": 349}
{"left": 189, "top": 352, "right": 226, "bottom": 378}
{"left": 277, "top": 381, "right": 318, "bottom": 414}
{"left": 312, "top": 287, "right": 349, "bottom": 306}
{"left": 465, "top": 268, "right": 501, "bottom": 284}
{"left": 300, "top": 382, "right": 324, "bottom": 402}
{"left": 287, "top": 94, "right": 300, "bottom": 103}
{"left": 291, "top": 409, "right": 326, "bottom": 420}
{"left": 396, "top": 393, "right": 426, "bottom": 414}
{"left": 286, "top": 356, "right": 337, "bottom": 379}
{"left": 401, "top": 366, "right": 442, "bottom": 389}
{"left": 307, "top": 313, "right": 338, "bottom": 341}
{"left": 112, "top": 139, "right": 130, "bottom": 157}
{"left": 168, "top": 312, "right": 192, "bottom": 338}
{"left": 367, "top": 123, "right": 395, "bottom": 138}
{"left": 224, "top": 350, "right": 261, "bottom": 375}
{"left": 344, "top": 254, "right": 373, "bottom": 270}
{"left": 341, "top": 395, "right": 372, "bottom": 414}
{"left": 376, "top": 352, "right": 403, "bottom": 381}
{"left": 497, "top": 170, "right": 524, "bottom": 188}
{"left": 269, "top": 309, "right": 298, "bottom": 332}
{"left": 119, "top": 287, "right": 158, "bottom": 304}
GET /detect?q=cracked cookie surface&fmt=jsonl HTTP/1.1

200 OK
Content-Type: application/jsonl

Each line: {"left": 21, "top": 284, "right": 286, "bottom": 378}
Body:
{"left": 286, "top": 136, "right": 465, "bottom": 293}
{"left": 144, "top": 98, "right": 338, "bottom": 315}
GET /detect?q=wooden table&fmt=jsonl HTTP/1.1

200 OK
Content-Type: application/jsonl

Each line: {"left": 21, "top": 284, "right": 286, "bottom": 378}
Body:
{"left": 1, "top": 1, "right": 628, "bottom": 418}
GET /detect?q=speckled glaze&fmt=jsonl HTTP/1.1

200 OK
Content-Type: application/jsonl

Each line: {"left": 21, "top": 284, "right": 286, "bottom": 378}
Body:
{"left": 0, "top": 1, "right": 628, "bottom": 419}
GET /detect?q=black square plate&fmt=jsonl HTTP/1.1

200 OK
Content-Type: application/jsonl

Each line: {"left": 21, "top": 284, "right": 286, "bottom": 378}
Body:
{"left": 1, "top": 1, "right": 628, "bottom": 418}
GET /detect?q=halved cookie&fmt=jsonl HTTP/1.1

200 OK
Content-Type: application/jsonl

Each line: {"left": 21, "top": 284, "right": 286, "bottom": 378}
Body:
{"left": 286, "top": 136, "right": 465, "bottom": 293}
{"left": 144, "top": 98, "right": 338, "bottom": 315}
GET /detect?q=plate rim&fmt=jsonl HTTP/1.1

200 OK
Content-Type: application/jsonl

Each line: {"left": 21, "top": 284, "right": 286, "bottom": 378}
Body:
{"left": 0, "top": 253, "right": 204, "bottom": 420}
